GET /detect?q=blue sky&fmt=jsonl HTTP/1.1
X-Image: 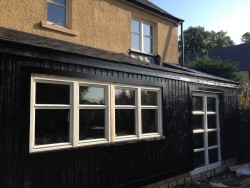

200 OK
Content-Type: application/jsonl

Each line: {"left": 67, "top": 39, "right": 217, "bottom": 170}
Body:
{"left": 150, "top": 0, "right": 250, "bottom": 44}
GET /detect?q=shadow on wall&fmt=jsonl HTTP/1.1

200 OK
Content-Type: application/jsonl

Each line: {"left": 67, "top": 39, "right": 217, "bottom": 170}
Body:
{"left": 162, "top": 25, "right": 174, "bottom": 63}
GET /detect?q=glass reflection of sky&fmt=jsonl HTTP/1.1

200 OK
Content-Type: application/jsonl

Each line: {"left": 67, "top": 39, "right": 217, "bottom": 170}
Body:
{"left": 80, "top": 86, "right": 105, "bottom": 105}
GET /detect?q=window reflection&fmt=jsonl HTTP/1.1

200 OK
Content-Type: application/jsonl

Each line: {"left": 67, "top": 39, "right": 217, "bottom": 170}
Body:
{"left": 209, "top": 148, "right": 219, "bottom": 164}
{"left": 35, "top": 109, "right": 69, "bottom": 145}
{"left": 47, "top": 3, "right": 66, "bottom": 27}
{"left": 193, "top": 133, "right": 204, "bottom": 149}
{"left": 208, "top": 131, "right": 218, "bottom": 146}
{"left": 207, "top": 98, "right": 216, "bottom": 112}
{"left": 141, "top": 91, "right": 157, "bottom": 105}
{"left": 143, "top": 37, "right": 153, "bottom": 53}
{"left": 132, "top": 33, "right": 140, "bottom": 51}
{"left": 36, "top": 83, "right": 70, "bottom": 104}
{"left": 143, "top": 24, "right": 152, "bottom": 36}
{"left": 193, "top": 115, "right": 203, "bottom": 130}
{"left": 79, "top": 109, "right": 105, "bottom": 140}
{"left": 207, "top": 115, "right": 216, "bottom": 129}
{"left": 194, "top": 151, "right": 205, "bottom": 168}
{"left": 79, "top": 86, "right": 105, "bottom": 105}
{"left": 115, "top": 109, "right": 135, "bottom": 136}
{"left": 132, "top": 20, "right": 140, "bottom": 32}
{"left": 115, "top": 88, "right": 135, "bottom": 105}
{"left": 142, "top": 109, "right": 157, "bottom": 133}
{"left": 192, "top": 96, "right": 203, "bottom": 111}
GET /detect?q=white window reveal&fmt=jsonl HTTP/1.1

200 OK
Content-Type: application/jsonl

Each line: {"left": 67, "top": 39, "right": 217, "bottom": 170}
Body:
{"left": 191, "top": 92, "right": 221, "bottom": 175}
{"left": 131, "top": 19, "right": 154, "bottom": 54}
{"left": 30, "top": 74, "right": 162, "bottom": 152}
{"left": 47, "top": 0, "right": 68, "bottom": 27}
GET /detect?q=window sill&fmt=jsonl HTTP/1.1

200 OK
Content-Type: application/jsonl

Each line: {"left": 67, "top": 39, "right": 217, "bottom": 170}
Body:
{"left": 129, "top": 49, "right": 156, "bottom": 57}
{"left": 40, "top": 21, "right": 78, "bottom": 36}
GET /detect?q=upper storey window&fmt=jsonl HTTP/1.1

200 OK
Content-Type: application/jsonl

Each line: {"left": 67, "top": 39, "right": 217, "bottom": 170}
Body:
{"left": 47, "top": 0, "right": 68, "bottom": 27}
{"left": 131, "top": 19, "right": 153, "bottom": 54}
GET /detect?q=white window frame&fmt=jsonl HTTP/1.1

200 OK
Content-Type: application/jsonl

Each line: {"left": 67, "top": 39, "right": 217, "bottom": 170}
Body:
{"left": 131, "top": 18, "right": 154, "bottom": 54}
{"left": 30, "top": 74, "right": 162, "bottom": 153}
{"left": 47, "top": 0, "right": 69, "bottom": 27}
{"left": 191, "top": 92, "right": 221, "bottom": 175}
{"left": 113, "top": 85, "right": 162, "bottom": 142}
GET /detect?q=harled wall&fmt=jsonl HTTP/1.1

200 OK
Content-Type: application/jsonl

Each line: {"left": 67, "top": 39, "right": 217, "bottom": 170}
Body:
{"left": 0, "top": 0, "right": 179, "bottom": 63}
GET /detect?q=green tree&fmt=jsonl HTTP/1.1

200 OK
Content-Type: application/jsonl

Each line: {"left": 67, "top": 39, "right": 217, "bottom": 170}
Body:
{"left": 241, "top": 32, "right": 250, "bottom": 43}
{"left": 208, "top": 31, "right": 235, "bottom": 50}
{"left": 186, "top": 56, "right": 241, "bottom": 82}
{"left": 180, "top": 26, "right": 210, "bottom": 55}
{"left": 179, "top": 26, "right": 234, "bottom": 56}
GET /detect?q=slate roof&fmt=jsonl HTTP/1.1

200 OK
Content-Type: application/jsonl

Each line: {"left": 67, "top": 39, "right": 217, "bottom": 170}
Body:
{"left": 121, "top": 0, "right": 183, "bottom": 23}
{"left": 185, "top": 43, "right": 250, "bottom": 71}
{"left": 0, "top": 27, "right": 237, "bottom": 84}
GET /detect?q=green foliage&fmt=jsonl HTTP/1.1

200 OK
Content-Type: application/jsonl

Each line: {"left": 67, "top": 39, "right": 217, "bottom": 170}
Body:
{"left": 238, "top": 76, "right": 250, "bottom": 151}
{"left": 241, "top": 32, "right": 250, "bottom": 43}
{"left": 186, "top": 56, "right": 241, "bottom": 82}
{"left": 179, "top": 26, "right": 235, "bottom": 55}
{"left": 238, "top": 75, "right": 250, "bottom": 110}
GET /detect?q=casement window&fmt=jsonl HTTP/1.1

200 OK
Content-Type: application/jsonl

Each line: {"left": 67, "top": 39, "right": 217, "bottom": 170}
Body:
{"left": 191, "top": 92, "right": 221, "bottom": 175}
{"left": 131, "top": 19, "right": 154, "bottom": 54}
{"left": 47, "top": 0, "right": 68, "bottom": 27}
{"left": 30, "top": 74, "right": 162, "bottom": 152}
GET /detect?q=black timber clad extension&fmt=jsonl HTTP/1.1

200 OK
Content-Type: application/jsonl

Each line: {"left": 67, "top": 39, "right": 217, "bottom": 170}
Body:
{"left": 0, "top": 28, "right": 239, "bottom": 188}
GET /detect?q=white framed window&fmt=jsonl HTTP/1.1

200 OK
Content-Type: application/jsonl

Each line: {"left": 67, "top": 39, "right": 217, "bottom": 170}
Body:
{"left": 47, "top": 0, "right": 68, "bottom": 27}
{"left": 114, "top": 86, "right": 162, "bottom": 142}
{"left": 30, "top": 74, "right": 162, "bottom": 152}
{"left": 191, "top": 92, "right": 221, "bottom": 175}
{"left": 131, "top": 19, "right": 154, "bottom": 54}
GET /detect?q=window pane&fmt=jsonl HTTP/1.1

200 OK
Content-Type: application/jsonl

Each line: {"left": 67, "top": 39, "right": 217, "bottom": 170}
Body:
{"left": 35, "top": 109, "right": 69, "bottom": 145}
{"left": 79, "top": 109, "right": 105, "bottom": 140}
{"left": 192, "top": 96, "right": 203, "bottom": 111}
{"left": 207, "top": 97, "right": 216, "bottom": 112}
{"left": 207, "top": 115, "right": 217, "bottom": 129}
{"left": 193, "top": 115, "right": 203, "bottom": 130}
{"left": 115, "top": 109, "right": 135, "bottom": 136}
{"left": 194, "top": 151, "right": 205, "bottom": 168}
{"left": 79, "top": 86, "right": 105, "bottom": 105}
{"left": 193, "top": 133, "right": 204, "bottom": 149}
{"left": 132, "top": 33, "right": 140, "bottom": 50}
{"left": 143, "top": 24, "right": 152, "bottom": 36}
{"left": 143, "top": 37, "right": 152, "bottom": 53}
{"left": 47, "top": 3, "right": 66, "bottom": 26}
{"left": 132, "top": 19, "right": 140, "bottom": 32}
{"left": 141, "top": 91, "right": 157, "bottom": 105}
{"left": 209, "top": 148, "right": 219, "bottom": 164}
{"left": 115, "top": 88, "right": 135, "bottom": 105}
{"left": 142, "top": 109, "right": 157, "bottom": 134}
{"left": 36, "top": 83, "right": 70, "bottom": 104}
{"left": 208, "top": 131, "right": 218, "bottom": 146}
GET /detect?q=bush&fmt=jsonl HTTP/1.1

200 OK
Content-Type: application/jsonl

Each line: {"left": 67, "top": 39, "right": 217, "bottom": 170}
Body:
{"left": 238, "top": 78, "right": 250, "bottom": 152}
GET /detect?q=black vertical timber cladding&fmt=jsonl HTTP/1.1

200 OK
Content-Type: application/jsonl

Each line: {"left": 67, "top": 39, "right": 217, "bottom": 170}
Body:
{"left": 0, "top": 54, "right": 3, "bottom": 188}
{"left": 0, "top": 48, "right": 239, "bottom": 188}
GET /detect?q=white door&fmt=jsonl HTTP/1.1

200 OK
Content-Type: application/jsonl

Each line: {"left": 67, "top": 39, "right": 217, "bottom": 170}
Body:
{"left": 191, "top": 93, "right": 221, "bottom": 175}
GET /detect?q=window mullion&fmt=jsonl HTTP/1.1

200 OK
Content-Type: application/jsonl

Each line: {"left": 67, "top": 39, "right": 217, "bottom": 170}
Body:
{"left": 106, "top": 84, "right": 111, "bottom": 142}
{"left": 140, "top": 22, "right": 143, "bottom": 52}
{"left": 111, "top": 84, "right": 115, "bottom": 142}
{"left": 29, "top": 77, "right": 36, "bottom": 152}
{"left": 72, "top": 82, "right": 79, "bottom": 147}
{"left": 204, "top": 96, "right": 209, "bottom": 167}
{"left": 137, "top": 88, "right": 142, "bottom": 138}
{"left": 158, "top": 90, "right": 162, "bottom": 135}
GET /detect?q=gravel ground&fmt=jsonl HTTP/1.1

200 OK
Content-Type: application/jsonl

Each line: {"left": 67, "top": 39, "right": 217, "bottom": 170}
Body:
{"left": 185, "top": 171, "right": 250, "bottom": 188}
